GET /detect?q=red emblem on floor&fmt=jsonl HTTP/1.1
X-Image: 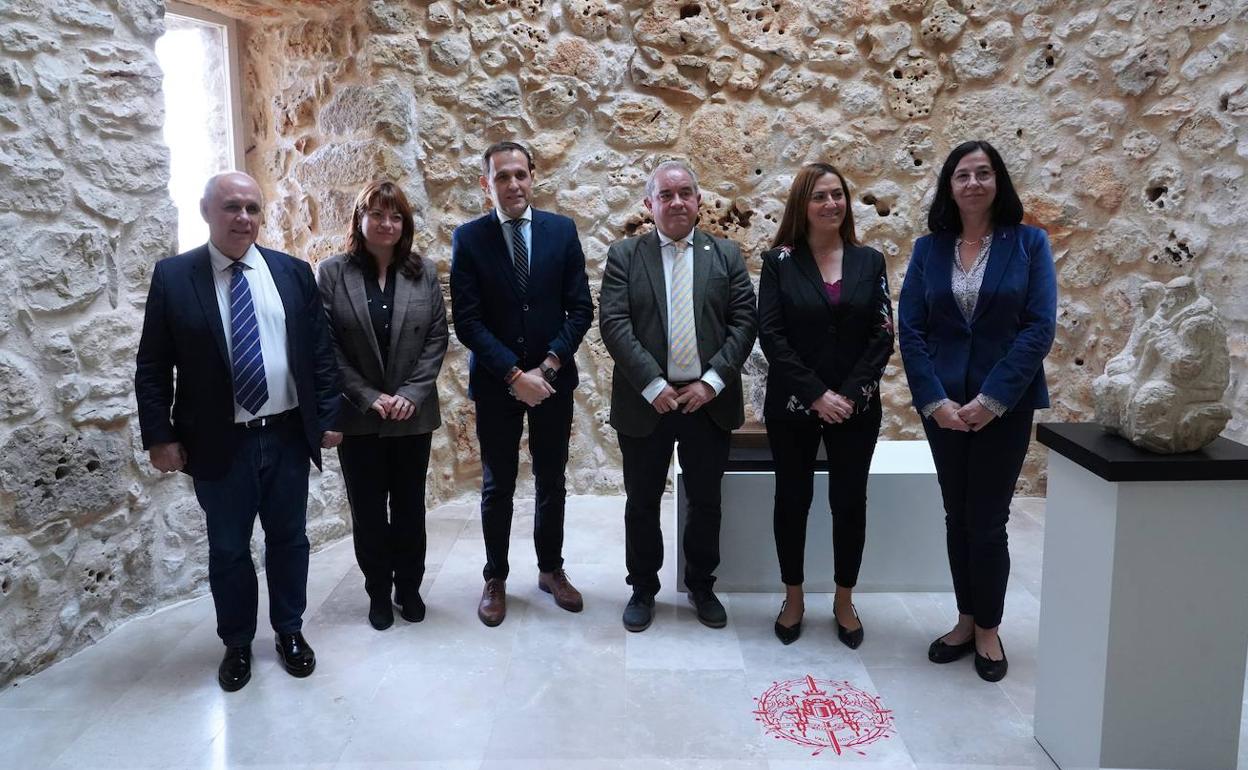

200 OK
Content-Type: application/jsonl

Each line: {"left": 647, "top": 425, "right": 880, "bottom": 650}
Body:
{"left": 753, "top": 675, "right": 895, "bottom": 756}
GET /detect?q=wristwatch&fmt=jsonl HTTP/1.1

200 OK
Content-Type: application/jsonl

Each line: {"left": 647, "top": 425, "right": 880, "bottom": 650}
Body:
{"left": 539, "top": 361, "right": 558, "bottom": 384}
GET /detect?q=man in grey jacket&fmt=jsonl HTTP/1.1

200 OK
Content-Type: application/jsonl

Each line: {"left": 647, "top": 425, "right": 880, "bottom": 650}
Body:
{"left": 598, "top": 160, "right": 758, "bottom": 632}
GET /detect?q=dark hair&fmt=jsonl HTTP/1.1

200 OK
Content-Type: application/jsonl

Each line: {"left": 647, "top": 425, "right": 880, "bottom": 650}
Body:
{"left": 770, "top": 163, "right": 858, "bottom": 249}
{"left": 481, "top": 141, "right": 535, "bottom": 176}
{"left": 926, "top": 140, "right": 1024, "bottom": 233}
{"left": 346, "top": 180, "right": 422, "bottom": 279}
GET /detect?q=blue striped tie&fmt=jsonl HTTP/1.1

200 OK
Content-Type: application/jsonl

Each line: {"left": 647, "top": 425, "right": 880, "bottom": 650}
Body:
{"left": 229, "top": 262, "right": 269, "bottom": 415}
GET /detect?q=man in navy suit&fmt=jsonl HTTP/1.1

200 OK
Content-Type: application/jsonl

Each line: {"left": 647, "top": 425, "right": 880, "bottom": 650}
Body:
{"left": 134, "top": 172, "right": 340, "bottom": 692}
{"left": 450, "top": 141, "right": 594, "bottom": 626}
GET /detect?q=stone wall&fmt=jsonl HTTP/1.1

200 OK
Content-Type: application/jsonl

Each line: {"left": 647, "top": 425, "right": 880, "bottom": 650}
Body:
{"left": 227, "top": 0, "right": 1248, "bottom": 500}
{"left": 1, "top": 0, "right": 1245, "bottom": 687}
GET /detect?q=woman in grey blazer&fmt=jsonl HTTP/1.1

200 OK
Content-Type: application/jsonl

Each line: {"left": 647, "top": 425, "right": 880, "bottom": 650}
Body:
{"left": 317, "top": 181, "right": 449, "bottom": 630}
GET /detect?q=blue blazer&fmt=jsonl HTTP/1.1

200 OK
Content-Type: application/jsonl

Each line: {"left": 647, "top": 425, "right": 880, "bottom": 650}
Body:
{"left": 134, "top": 244, "right": 340, "bottom": 480}
{"left": 898, "top": 224, "right": 1056, "bottom": 414}
{"left": 449, "top": 209, "right": 594, "bottom": 401}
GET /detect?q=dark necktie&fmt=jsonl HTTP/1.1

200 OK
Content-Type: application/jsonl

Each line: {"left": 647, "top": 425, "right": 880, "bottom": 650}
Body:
{"left": 508, "top": 218, "right": 528, "bottom": 294}
{"left": 229, "top": 262, "right": 269, "bottom": 415}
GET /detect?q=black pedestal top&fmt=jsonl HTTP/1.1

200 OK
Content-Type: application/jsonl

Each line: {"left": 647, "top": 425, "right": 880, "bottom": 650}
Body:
{"left": 1037, "top": 423, "right": 1248, "bottom": 482}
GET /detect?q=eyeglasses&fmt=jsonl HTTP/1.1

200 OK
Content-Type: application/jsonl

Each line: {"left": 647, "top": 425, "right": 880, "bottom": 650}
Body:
{"left": 953, "top": 169, "right": 995, "bottom": 187}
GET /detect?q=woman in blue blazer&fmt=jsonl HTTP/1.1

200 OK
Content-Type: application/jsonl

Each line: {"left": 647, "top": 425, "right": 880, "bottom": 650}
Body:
{"left": 898, "top": 141, "right": 1056, "bottom": 682}
{"left": 759, "top": 163, "right": 894, "bottom": 647}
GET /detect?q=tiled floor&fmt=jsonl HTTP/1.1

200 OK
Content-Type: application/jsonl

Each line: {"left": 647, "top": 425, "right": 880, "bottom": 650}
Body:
{"left": 1, "top": 495, "right": 1244, "bottom": 770}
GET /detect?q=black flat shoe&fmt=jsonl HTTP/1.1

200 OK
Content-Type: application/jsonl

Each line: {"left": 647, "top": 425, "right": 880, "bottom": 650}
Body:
{"left": 275, "top": 631, "right": 316, "bottom": 678}
{"left": 834, "top": 603, "right": 864, "bottom": 649}
{"left": 622, "top": 592, "right": 655, "bottom": 632}
{"left": 773, "top": 600, "right": 802, "bottom": 645}
{"left": 217, "top": 645, "right": 251, "bottom": 692}
{"left": 928, "top": 634, "right": 975, "bottom": 664}
{"left": 975, "top": 639, "right": 1008, "bottom": 682}
{"left": 396, "top": 594, "right": 426, "bottom": 623}
{"left": 368, "top": 596, "right": 394, "bottom": 630}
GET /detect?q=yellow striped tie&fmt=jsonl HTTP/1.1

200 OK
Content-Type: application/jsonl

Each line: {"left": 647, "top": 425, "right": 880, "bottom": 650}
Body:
{"left": 669, "top": 240, "right": 697, "bottom": 372}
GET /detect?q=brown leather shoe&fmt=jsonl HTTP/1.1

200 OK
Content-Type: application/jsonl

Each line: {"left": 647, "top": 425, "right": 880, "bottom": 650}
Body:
{"left": 477, "top": 579, "right": 506, "bottom": 627}
{"left": 538, "top": 569, "right": 584, "bottom": 613}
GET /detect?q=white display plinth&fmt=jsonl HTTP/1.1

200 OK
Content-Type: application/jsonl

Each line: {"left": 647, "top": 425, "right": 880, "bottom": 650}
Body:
{"left": 1034, "top": 424, "right": 1248, "bottom": 770}
{"left": 674, "top": 438, "right": 949, "bottom": 592}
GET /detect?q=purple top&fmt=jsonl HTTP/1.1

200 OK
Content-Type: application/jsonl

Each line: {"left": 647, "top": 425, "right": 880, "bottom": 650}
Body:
{"left": 824, "top": 279, "right": 841, "bottom": 304}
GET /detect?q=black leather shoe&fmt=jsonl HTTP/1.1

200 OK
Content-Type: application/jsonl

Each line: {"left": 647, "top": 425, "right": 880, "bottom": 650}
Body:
{"left": 275, "top": 631, "right": 316, "bottom": 678}
{"left": 687, "top": 589, "right": 727, "bottom": 628}
{"left": 834, "top": 603, "right": 864, "bottom": 650}
{"left": 773, "top": 600, "right": 802, "bottom": 645}
{"left": 975, "top": 639, "right": 1008, "bottom": 682}
{"left": 218, "top": 645, "right": 251, "bottom": 692}
{"left": 396, "top": 593, "right": 426, "bottom": 623}
{"left": 928, "top": 634, "right": 975, "bottom": 664}
{"left": 368, "top": 596, "right": 394, "bottom": 630}
{"left": 622, "top": 592, "right": 655, "bottom": 632}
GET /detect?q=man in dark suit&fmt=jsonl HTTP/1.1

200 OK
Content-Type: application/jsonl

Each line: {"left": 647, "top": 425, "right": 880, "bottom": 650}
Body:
{"left": 599, "top": 160, "right": 758, "bottom": 632}
{"left": 450, "top": 141, "right": 594, "bottom": 626}
{"left": 134, "top": 172, "right": 340, "bottom": 692}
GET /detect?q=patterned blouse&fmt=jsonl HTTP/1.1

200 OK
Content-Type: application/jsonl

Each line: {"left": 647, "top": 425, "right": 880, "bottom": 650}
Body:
{"left": 919, "top": 234, "right": 1007, "bottom": 419}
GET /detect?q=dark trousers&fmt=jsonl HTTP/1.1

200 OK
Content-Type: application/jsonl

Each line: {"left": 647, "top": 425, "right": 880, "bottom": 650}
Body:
{"left": 337, "top": 432, "right": 432, "bottom": 604}
{"left": 192, "top": 419, "right": 310, "bottom": 648}
{"left": 922, "top": 409, "right": 1034, "bottom": 630}
{"left": 767, "top": 409, "right": 881, "bottom": 588}
{"left": 474, "top": 388, "right": 573, "bottom": 582}
{"left": 619, "top": 410, "right": 731, "bottom": 596}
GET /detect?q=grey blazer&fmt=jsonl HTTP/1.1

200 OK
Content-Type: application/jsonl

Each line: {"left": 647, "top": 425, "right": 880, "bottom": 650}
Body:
{"left": 317, "top": 253, "right": 449, "bottom": 437}
{"left": 599, "top": 228, "right": 758, "bottom": 438}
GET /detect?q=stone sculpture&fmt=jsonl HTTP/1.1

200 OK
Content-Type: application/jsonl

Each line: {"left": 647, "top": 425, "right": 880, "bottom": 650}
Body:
{"left": 1093, "top": 277, "right": 1231, "bottom": 453}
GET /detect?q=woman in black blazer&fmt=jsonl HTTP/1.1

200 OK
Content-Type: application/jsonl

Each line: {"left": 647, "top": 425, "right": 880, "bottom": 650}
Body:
{"left": 317, "top": 181, "right": 449, "bottom": 630}
{"left": 759, "top": 163, "right": 895, "bottom": 646}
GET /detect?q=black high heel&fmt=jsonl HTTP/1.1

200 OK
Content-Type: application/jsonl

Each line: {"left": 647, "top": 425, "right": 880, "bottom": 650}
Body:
{"left": 834, "top": 602, "right": 864, "bottom": 649}
{"left": 774, "top": 600, "right": 802, "bottom": 645}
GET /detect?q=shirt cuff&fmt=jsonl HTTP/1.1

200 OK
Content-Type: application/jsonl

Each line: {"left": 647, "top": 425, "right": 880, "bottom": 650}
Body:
{"left": 545, "top": 350, "right": 560, "bottom": 367}
{"left": 642, "top": 377, "right": 668, "bottom": 404}
{"left": 920, "top": 398, "right": 950, "bottom": 419}
{"left": 700, "top": 369, "right": 725, "bottom": 396}
{"left": 975, "top": 393, "right": 1008, "bottom": 417}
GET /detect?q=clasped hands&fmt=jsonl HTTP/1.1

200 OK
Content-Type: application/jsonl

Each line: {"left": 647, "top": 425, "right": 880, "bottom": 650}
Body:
{"left": 369, "top": 393, "right": 417, "bottom": 421}
{"left": 811, "top": 390, "right": 855, "bottom": 424}
{"left": 932, "top": 398, "right": 996, "bottom": 432}
{"left": 652, "top": 381, "right": 714, "bottom": 414}
{"left": 509, "top": 356, "right": 561, "bottom": 407}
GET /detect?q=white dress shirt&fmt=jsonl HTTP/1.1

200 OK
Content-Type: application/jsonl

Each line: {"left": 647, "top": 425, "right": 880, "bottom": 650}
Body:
{"left": 641, "top": 229, "right": 726, "bottom": 404}
{"left": 208, "top": 241, "right": 299, "bottom": 421}
{"left": 496, "top": 205, "right": 533, "bottom": 269}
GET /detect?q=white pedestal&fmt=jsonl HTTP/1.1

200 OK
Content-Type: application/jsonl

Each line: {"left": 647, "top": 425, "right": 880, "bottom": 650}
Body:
{"left": 675, "top": 439, "right": 949, "bottom": 592}
{"left": 1034, "top": 427, "right": 1248, "bottom": 770}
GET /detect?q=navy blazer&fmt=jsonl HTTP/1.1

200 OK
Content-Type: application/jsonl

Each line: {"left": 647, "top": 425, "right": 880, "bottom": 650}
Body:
{"left": 758, "top": 241, "right": 894, "bottom": 423}
{"left": 449, "top": 208, "right": 594, "bottom": 401}
{"left": 898, "top": 224, "right": 1057, "bottom": 414}
{"left": 134, "top": 244, "right": 341, "bottom": 480}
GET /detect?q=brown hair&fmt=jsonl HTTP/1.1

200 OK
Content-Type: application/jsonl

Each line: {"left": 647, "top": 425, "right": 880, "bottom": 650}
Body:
{"left": 346, "top": 180, "right": 422, "bottom": 279}
{"left": 481, "top": 140, "right": 535, "bottom": 175}
{"left": 770, "top": 163, "right": 859, "bottom": 249}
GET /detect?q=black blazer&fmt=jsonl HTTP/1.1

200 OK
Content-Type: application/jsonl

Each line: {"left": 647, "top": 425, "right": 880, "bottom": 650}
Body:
{"left": 449, "top": 209, "right": 594, "bottom": 402}
{"left": 134, "top": 244, "right": 340, "bottom": 480}
{"left": 758, "top": 241, "right": 894, "bottom": 423}
{"left": 317, "top": 254, "right": 449, "bottom": 437}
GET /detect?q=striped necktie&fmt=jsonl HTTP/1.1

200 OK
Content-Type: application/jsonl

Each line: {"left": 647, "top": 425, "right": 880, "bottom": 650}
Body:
{"left": 668, "top": 239, "right": 697, "bottom": 374}
{"left": 508, "top": 218, "right": 528, "bottom": 294}
{"left": 229, "top": 262, "right": 269, "bottom": 415}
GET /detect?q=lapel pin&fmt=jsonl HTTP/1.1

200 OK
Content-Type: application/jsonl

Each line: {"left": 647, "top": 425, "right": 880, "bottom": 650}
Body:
{"left": 703, "top": 244, "right": 710, "bottom": 250}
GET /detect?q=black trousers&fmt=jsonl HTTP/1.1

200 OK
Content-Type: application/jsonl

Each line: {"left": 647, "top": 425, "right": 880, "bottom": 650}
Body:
{"left": 337, "top": 432, "right": 432, "bottom": 604}
{"left": 766, "top": 409, "right": 881, "bottom": 588}
{"left": 619, "top": 410, "right": 731, "bottom": 596}
{"left": 192, "top": 418, "right": 310, "bottom": 647}
{"left": 474, "top": 388, "right": 573, "bottom": 582}
{"left": 922, "top": 409, "right": 1034, "bottom": 630}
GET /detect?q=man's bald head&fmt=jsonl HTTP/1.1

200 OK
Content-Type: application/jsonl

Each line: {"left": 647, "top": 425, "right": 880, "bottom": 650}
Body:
{"left": 200, "top": 172, "right": 263, "bottom": 259}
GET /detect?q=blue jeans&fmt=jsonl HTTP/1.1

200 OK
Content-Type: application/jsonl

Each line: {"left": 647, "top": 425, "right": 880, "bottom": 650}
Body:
{"left": 192, "top": 420, "right": 310, "bottom": 647}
